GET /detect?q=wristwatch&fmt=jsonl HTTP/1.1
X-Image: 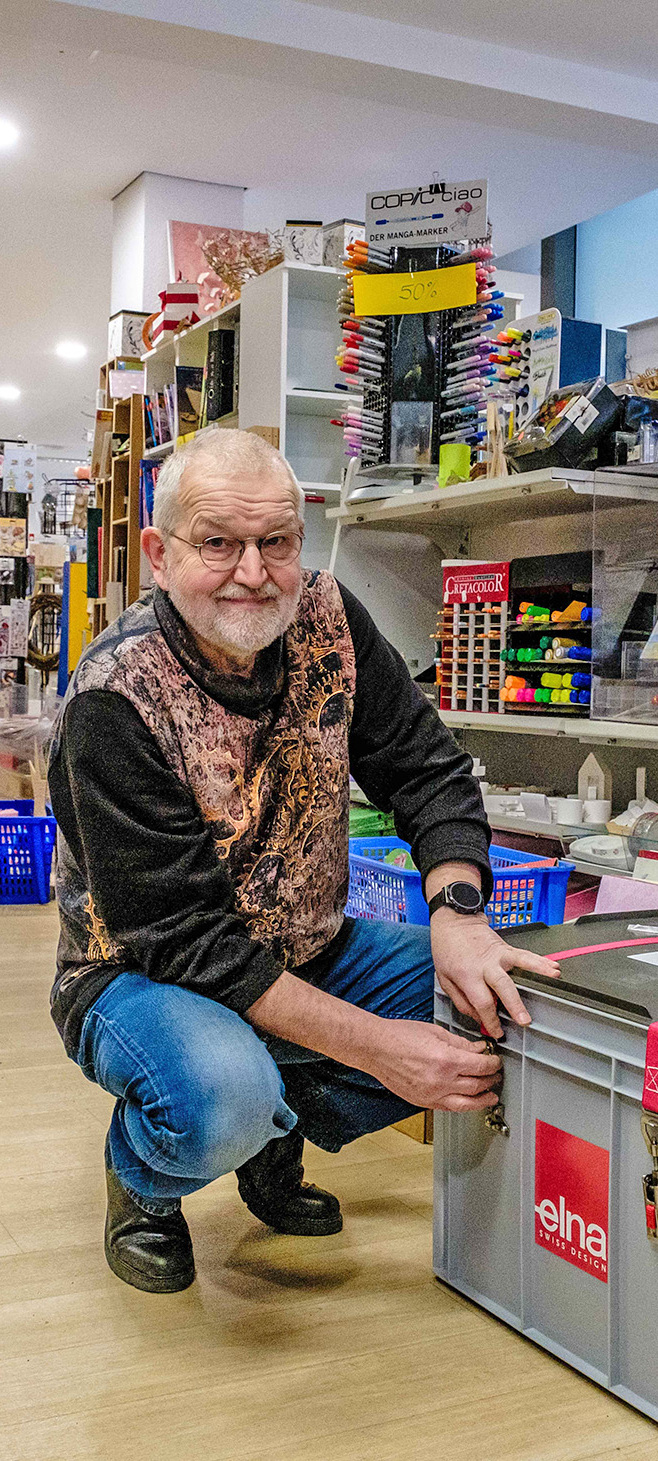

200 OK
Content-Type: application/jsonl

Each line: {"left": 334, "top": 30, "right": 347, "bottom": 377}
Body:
{"left": 428, "top": 882, "right": 486, "bottom": 918}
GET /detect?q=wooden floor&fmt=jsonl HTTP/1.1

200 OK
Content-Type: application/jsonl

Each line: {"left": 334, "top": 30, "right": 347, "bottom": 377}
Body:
{"left": 1, "top": 905, "right": 656, "bottom": 1461}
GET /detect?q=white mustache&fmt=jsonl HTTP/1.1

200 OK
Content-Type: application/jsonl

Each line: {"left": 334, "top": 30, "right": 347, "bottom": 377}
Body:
{"left": 214, "top": 584, "right": 280, "bottom": 602}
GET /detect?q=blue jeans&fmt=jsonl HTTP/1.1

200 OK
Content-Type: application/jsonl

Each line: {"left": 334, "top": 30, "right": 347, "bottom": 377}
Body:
{"left": 77, "top": 918, "right": 434, "bottom": 1210}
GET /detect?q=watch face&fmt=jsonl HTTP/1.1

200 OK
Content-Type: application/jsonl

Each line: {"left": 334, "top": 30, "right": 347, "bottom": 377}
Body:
{"left": 450, "top": 881, "right": 483, "bottom": 913}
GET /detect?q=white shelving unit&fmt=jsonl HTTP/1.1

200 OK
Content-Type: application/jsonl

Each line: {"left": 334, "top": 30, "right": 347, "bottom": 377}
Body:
{"left": 238, "top": 262, "right": 346, "bottom": 494}
{"left": 141, "top": 261, "right": 347, "bottom": 570}
{"left": 327, "top": 466, "right": 658, "bottom": 537}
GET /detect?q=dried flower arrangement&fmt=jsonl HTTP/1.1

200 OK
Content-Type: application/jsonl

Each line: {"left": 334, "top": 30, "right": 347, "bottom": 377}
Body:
{"left": 199, "top": 230, "right": 285, "bottom": 310}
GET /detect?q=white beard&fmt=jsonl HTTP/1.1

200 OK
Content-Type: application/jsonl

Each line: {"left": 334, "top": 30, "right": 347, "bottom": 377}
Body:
{"left": 168, "top": 579, "right": 302, "bottom": 659}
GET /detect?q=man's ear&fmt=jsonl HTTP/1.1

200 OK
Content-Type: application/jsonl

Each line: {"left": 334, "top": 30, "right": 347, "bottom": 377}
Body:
{"left": 141, "top": 527, "right": 169, "bottom": 590}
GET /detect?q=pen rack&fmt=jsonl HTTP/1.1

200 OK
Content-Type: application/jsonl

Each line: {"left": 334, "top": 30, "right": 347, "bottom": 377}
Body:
{"left": 335, "top": 241, "right": 501, "bottom": 468}
{"left": 434, "top": 599, "right": 507, "bottom": 714}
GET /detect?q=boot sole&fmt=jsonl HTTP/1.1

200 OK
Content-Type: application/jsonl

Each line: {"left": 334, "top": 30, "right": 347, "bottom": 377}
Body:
{"left": 105, "top": 1243, "right": 195, "bottom": 1294}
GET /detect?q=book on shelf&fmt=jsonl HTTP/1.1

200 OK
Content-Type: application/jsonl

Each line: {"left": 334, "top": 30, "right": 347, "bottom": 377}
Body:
{"left": 205, "top": 328, "right": 236, "bottom": 423}
{"left": 175, "top": 365, "right": 204, "bottom": 438}
{"left": 139, "top": 460, "right": 161, "bottom": 529}
{"left": 113, "top": 544, "right": 127, "bottom": 587}
{"left": 144, "top": 390, "right": 174, "bottom": 450}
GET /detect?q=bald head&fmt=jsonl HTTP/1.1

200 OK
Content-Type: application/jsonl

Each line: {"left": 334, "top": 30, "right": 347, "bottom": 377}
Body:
{"left": 152, "top": 428, "right": 305, "bottom": 538}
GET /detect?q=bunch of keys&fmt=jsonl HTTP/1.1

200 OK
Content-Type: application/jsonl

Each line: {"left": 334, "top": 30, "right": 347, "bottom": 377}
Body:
{"left": 482, "top": 1034, "right": 509, "bottom": 1137}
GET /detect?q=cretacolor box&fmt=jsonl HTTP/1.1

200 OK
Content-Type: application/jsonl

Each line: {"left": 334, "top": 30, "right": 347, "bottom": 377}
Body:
{"left": 433, "top": 912, "right": 658, "bottom": 1421}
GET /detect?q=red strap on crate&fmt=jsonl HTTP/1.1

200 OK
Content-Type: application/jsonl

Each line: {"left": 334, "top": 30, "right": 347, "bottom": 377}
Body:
{"left": 496, "top": 858, "right": 557, "bottom": 871}
{"left": 643, "top": 1021, "right": 658, "bottom": 1116}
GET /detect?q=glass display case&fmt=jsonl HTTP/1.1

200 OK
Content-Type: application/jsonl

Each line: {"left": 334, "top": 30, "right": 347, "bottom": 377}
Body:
{"left": 592, "top": 477, "right": 658, "bottom": 723}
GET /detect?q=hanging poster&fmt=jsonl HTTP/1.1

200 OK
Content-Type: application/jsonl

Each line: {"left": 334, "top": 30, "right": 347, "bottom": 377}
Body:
{"left": 9, "top": 597, "right": 30, "bottom": 659}
{"left": 2, "top": 444, "right": 37, "bottom": 496}
{"left": 0, "top": 519, "right": 27, "bottom": 555}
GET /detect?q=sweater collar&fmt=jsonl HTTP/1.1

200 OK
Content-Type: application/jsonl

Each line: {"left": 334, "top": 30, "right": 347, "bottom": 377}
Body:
{"left": 153, "top": 586, "right": 286, "bottom": 717}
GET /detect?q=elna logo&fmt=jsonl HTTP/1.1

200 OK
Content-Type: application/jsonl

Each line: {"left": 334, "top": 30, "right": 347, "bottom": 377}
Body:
{"left": 534, "top": 1120, "right": 609, "bottom": 1283}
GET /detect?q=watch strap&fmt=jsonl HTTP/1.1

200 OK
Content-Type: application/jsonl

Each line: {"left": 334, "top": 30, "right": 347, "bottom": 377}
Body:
{"left": 428, "top": 883, "right": 485, "bottom": 918}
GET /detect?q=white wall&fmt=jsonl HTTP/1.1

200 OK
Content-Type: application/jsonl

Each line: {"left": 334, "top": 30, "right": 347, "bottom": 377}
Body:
{"left": 497, "top": 269, "right": 541, "bottom": 319}
{"left": 111, "top": 172, "right": 245, "bottom": 315}
{"left": 576, "top": 187, "right": 658, "bottom": 331}
{"left": 110, "top": 178, "right": 146, "bottom": 316}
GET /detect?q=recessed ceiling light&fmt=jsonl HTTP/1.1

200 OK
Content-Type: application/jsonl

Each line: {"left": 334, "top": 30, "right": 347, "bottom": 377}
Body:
{"left": 0, "top": 384, "right": 21, "bottom": 401}
{"left": 55, "top": 340, "right": 88, "bottom": 361}
{"left": 0, "top": 119, "right": 20, "bottom": 150}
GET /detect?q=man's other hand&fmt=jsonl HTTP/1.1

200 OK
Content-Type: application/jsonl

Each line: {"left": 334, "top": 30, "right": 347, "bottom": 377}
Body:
{"left": 365, "top": 1020, "right": 502, "bottom": 1111}
{"left": 430, "top": 911, "right": 560, "bottom": 1038}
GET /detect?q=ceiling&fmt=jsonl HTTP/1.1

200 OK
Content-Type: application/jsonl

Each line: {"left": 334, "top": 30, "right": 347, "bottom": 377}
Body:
{"left": 3, "top": 0, "right": 658, "bottom": 456}
{"left": 300, "top": 0, "right": 658, "bottom": 80}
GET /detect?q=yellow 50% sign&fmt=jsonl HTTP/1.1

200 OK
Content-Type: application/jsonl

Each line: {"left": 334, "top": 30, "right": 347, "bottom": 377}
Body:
{"left": 352, "top": 261, "right": 476, "bottom": 317}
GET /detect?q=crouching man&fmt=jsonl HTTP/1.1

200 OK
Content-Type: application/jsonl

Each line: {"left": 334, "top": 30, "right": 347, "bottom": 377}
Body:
{"left": 49, "top": 429, "right": 558, "bottom": 1293}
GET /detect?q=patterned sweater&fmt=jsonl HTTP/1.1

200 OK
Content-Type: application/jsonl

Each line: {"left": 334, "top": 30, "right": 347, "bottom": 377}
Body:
{"left": 49, "top": 572, "right": 491, "bottom": 1055}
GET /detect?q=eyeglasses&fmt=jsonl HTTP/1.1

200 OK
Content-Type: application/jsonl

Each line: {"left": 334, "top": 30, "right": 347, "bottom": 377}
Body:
{"left": 169, "top": 530, "right": 304, "bottom": 572}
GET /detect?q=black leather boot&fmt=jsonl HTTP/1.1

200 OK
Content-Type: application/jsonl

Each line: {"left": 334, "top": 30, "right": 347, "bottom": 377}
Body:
{"left": 235, "top": 1128, "right": 343, "bottom": 1236}
{"left": 104, "top": 1142, "right": 195, "bottom": 1293}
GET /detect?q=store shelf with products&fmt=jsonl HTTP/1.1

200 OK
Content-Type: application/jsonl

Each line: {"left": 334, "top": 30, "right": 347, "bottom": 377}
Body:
{"left": 440, "top": 708, "right": 658, "bottom": 748}
{"left": 141, "top": 262, "right": 346, "bottom": 540}
{"left": 326, "top": 466, "right": 658, "bottom": 535}
{"left": 89, "top": 373, "right": 143, "bottom": 639}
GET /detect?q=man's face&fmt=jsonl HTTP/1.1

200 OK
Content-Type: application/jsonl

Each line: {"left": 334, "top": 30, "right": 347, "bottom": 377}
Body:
{"left": 153, "top": 463, "right": 304, "bottom": 662}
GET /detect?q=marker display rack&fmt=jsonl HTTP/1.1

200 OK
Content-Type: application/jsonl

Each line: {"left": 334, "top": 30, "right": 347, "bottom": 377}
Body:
{"left": 500, "top": 552, "right": 593, "bottom": 718}
{"left": 435, "top": 602, "right": 505, "bottom": 713}
{"left": 336, "top": 237, "right": 501, "bottom": 468}
{"left": 434, "top": 559, "right": 509, "bottom": 715}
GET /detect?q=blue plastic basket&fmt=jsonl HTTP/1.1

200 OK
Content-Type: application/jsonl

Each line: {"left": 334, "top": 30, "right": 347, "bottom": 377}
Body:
{"left": 0, "top": 800, "right": 57, "bottom": 904}
{"left": 347, "top": 837, "right": 573, "bottom": 930}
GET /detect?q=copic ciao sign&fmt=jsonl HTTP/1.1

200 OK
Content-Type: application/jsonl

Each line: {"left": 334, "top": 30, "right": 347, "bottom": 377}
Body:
{"left": 535, "top": 1120, "right": 609, "bottom": 1283}
{"left": 365, "top": 179, "right": 488, "bottom": 246}
{"left": 443, "top": 562, "right": 510, "bottom": 605}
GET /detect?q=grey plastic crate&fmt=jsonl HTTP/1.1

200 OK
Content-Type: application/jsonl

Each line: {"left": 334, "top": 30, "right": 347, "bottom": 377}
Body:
{"left": 433, "top": 914, "right": 658, "bottom": 1421}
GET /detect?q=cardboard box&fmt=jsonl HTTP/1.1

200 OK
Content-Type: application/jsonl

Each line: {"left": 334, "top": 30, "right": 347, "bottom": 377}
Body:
{"left": 393, "top": 1110, "right": 434, "bottom": 1143}
{"left": 108, "top": 311, "right": 150, "bottom": 360}
{"left": 323, "top": 218, "right": 365, "bottom": 268}
{"left": 151, "top": 282, "right": 200, "bottom": 347}
{"left": 283, "top": 221, "right": 323, "bottom": 266}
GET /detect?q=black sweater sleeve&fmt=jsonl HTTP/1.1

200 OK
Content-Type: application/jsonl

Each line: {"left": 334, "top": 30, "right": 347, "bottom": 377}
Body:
{"left": 49, "top": 690, "right": 282, "bottom": 1013}
{"left": 339, "top": 583, "right": 493, "bottom": 900}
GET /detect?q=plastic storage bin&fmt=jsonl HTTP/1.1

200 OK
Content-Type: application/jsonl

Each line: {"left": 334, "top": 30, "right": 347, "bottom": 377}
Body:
{"left": 0, "top": 799, "right": 56, "bottom": 904}
{"left": 347, "top": 837, "right": 573, "bottom": 930}
{"left": 433, "top": 914, "right": 658, "bottom": 1421}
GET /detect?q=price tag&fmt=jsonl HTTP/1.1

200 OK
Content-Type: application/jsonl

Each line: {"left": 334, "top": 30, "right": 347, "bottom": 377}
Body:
{"left": 352, "top": 262, "right": 476, "bottom": 317}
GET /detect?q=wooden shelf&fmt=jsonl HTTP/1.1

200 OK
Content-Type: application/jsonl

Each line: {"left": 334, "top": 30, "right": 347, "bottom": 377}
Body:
{"left": 112, "top": 516, "right": 129, "bottom": 526}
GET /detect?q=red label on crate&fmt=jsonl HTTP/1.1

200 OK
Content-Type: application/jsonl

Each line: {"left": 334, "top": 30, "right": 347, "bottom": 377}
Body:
{"left": 534, "top": 1120, "right": 609, "bottom": 1283}
{"left": 442, "top": 560, "right": 509, "bottom": 605}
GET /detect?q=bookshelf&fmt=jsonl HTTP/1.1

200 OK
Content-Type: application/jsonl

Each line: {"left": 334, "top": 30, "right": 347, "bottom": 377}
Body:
{"left": 90, "top": 363, "right": 144, "bottom": 638}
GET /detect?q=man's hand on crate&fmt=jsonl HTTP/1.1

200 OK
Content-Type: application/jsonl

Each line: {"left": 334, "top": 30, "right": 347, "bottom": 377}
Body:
{"left": 430, "top": 912, "right": 560, "bottom": 1037}
{"left": 426, "top": 861, "right": 560, "bottom": 1038}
